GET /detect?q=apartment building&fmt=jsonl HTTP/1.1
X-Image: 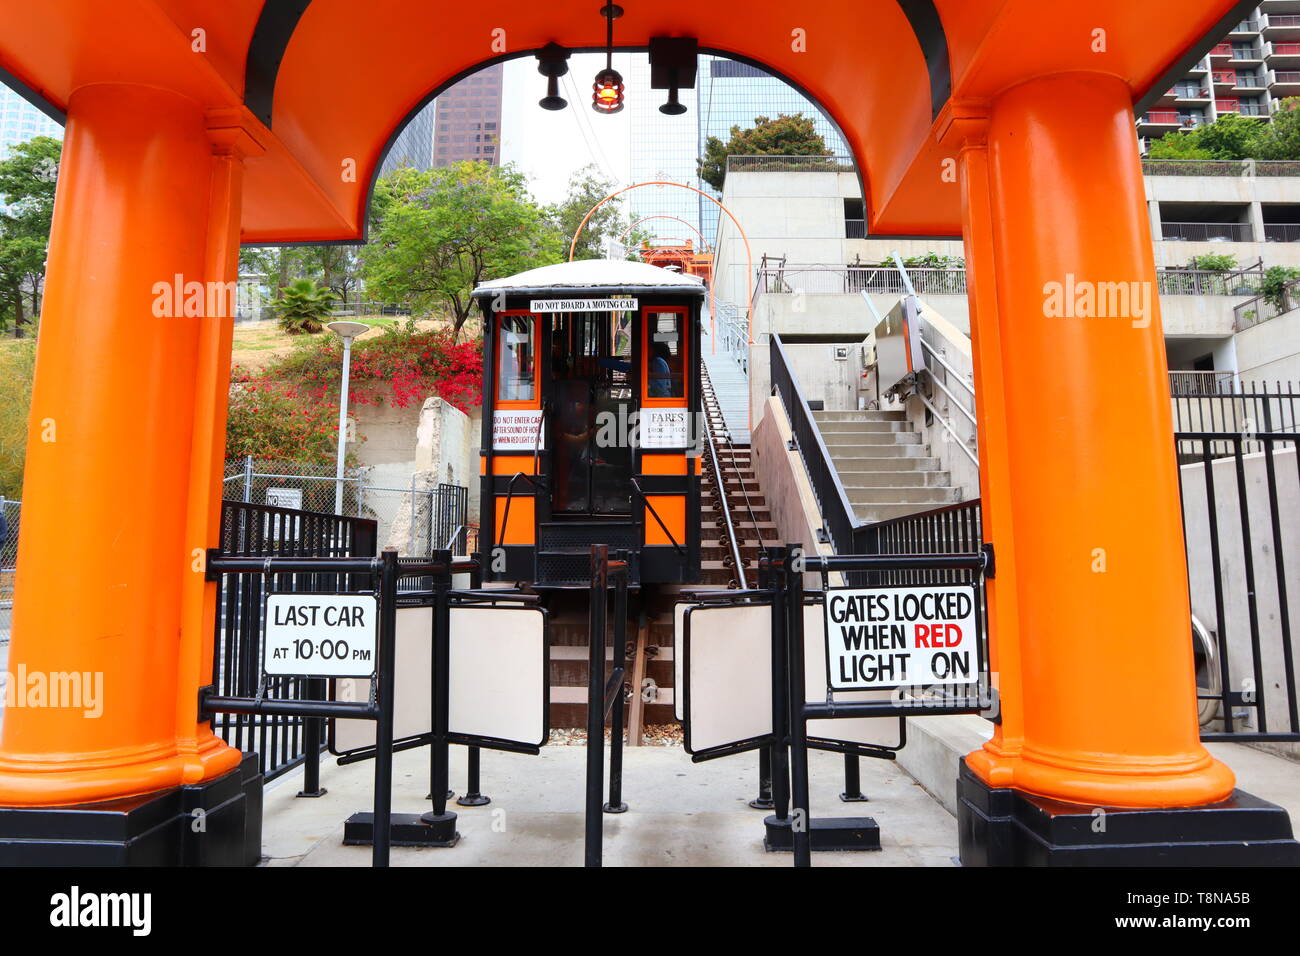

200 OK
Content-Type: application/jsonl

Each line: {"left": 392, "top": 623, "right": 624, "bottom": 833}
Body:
{"left": 1139, "top": 3, "right": 1300, "bottom": 150}
{"left": 711, "top": 157, "right": 1300, "bottom": 417}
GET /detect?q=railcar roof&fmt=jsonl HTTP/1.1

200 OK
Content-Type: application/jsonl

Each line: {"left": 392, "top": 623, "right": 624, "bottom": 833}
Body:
{"left": 474, "top": 259, "right": 706, "bottom": 298}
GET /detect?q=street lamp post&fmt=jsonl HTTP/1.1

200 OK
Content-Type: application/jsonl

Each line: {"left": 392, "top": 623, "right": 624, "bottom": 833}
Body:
{"left": 326, "top": 321, "right": 369, "bottom": 516}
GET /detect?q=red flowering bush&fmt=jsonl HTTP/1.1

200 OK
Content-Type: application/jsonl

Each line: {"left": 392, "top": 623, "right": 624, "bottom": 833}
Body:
{"left": 225, "top": 369, "right": 345, "bottom": 464}
{"left": 225, "top": 323, "right": 484, "bottom": 465}
{"left": 273, "top": 322, "right": 484, "bottom": 412}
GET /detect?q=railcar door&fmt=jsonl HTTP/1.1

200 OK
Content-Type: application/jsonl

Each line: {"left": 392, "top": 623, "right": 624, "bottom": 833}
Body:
{"left": 549, "top": 308, "right": 635, "bottom": 515}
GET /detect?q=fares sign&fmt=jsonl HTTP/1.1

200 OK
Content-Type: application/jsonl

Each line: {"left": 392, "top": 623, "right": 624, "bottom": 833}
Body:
{"left": 640, "top": 407, "right": 690, "bottom": 448}
{"left": 824, "top": 584, "right": 978, "bottom": 690}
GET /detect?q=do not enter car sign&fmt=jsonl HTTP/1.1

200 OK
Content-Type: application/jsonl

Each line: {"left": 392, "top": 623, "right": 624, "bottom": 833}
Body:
{"left": 824, "top": 584, "right": 978, "bottom": 691}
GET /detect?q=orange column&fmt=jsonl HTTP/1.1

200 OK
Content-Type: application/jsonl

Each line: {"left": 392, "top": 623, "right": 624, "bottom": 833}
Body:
{"left": 938, "top": 103, "right": 1024, "bottom": 786}
{"left": 959, "top": 73, "right": 1234, "bottom": 808}
{"left": 0, "top": 84, "right": 242, "bottom": 805}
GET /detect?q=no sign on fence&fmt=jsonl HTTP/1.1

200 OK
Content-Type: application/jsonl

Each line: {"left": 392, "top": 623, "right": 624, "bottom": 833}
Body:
{"left": 824, "top": 584, "right": 977, "bottom": 691}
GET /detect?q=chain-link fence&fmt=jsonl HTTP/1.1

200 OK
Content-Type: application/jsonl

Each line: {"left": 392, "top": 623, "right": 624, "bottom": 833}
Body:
{"left": 222, "top": 457, "right": 472, "bottom": 557}
{"left": 0, "top": 497, "right": 17, "bottom": 646}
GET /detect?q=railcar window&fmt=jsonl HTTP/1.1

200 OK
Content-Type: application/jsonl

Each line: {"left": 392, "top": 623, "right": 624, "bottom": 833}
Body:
{"left": 497, "top": 315, "right": 535, "bottom": 402}
{"left": 646, "top": 311, "right": 685, "bottom": 399}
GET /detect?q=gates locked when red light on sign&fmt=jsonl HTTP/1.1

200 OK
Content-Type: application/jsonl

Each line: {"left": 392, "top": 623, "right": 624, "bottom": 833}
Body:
{"left": 824, "top": 584, "right": 978, "bottom": 691}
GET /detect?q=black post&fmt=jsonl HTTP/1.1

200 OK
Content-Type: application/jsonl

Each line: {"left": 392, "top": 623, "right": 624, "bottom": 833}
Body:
{"left": 585, "top": 544, "right": 608, "bottom": 867}
{"left": 423, "top": 549, "right": 456, "bottom": 827}
{"left": 750, "top": 747, "right": 775, "bottom": 810}
{"left": 786, "top": 543, "right": 813, "bottom": 867}
{"left": 768, "top": 547, "right": 791, "bottom": 824}
{"left": 457, "top": 747, "right": 490, "bottom": 807}
{"left": 840, "top": 754, "right": 867, "bottom": 802}
{"left": 751, "top": 552, "right": 775, "bottom": 810}
{"left": 372, "top": 548, "right": 399, "bottom": 867}
{"left": 297, "top": 677, "right": 327, "bottom": 798}
{"left": 605, "top": 559, "right": 628, "bottom": 814}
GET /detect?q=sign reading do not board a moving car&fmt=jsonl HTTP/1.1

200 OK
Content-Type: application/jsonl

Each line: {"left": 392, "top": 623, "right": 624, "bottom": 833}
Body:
{"left": 824, "top": 584, "right": 978, "bottom": 691}
{"left": 263, "top": 593, "right": 378, "bottom": 678}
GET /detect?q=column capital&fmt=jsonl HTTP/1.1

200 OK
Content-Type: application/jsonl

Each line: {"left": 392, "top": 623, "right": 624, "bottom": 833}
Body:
{"left": 934, "top": 98, "right": 990, "bottom": 151}
{"left": 205, "top": 108, "right": 267, "bottom": 160}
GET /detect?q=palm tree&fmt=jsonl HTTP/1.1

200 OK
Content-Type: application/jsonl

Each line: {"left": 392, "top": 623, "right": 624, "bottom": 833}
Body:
{"left": 272, "top": 278, "right": 335, "bottom": 334}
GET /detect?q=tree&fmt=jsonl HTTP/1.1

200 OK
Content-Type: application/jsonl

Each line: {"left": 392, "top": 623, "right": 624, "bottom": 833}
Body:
{"left": 698, "top": 113, "right": 831, "bottom": 191}
{"left": 550, "top": 164, "right": 629, "bottom": 260}
{"left": 0, "top": 136, "right": 61, "bottom": 337}
{"left": 308, "top": 245, "right": 362, "bottom": 306}
{"left": 272, "top": 278, "right": 334, "bottom": 334}
{"left": 1146, "top": 100, "right": 1300, "bottom": 161}
{"left": 361, "top": 162, "right": 560, "bottom": 339}
{"left": 0, "top": 338, "right": 35, "bottom": 498}
{"left": 1248, "top": 97, "right": 1300, "bottom": 160}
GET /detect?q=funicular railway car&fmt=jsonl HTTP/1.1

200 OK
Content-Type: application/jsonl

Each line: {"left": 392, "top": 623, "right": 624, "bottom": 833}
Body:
{"left": 474, "top": 260, "right": 705, "bottom": 587}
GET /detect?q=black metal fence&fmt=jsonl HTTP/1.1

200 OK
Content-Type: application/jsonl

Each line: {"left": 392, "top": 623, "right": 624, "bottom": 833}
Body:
{"left": 211, "top": 500, "right": 378, "bottom": 780}
{"left": 1175, "top": 384, "right": 1299, "bottom": 742}
{"left": 432, "top": 482, "right": 469, "bottom": 552}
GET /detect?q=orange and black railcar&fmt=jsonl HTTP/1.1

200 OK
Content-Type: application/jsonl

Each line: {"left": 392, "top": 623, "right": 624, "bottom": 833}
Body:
{"left": 473, "top": 260, "right": 704, "bottom": 587}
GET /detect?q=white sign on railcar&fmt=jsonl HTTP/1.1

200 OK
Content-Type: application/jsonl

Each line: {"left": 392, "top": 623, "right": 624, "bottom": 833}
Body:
{"left": 529, "top": 297, "right": 637, "bottom": 312}
{"left": 640, "top": 406, "right": 690, "bottom": 448}
{"left": 492, "top": 410, "right": 545, "bottom": 450}
{"left": 824, "top": 584, "right": 977, "bottom": 691}
{"left": 263, "top": 593, "right": 377, "bottom": 678}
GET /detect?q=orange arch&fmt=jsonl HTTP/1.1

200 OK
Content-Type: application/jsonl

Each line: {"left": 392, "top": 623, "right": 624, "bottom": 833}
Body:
{"left": 619, "top": 215, "right": 709, "bottom": 249}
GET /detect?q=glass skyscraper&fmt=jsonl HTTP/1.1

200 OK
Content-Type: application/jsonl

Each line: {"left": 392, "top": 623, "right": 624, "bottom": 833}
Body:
{"left": 381, "top": 100, "right": 434, "bottom": 176}
{"left": 695, "top": 56, "right": 848, "bottom": 244}
{"left": 625, "top": 58, "right": 701, "bottom": 247}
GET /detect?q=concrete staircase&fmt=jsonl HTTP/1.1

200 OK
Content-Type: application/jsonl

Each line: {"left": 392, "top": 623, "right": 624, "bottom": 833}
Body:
{"left": 811, "top": 409, "right": 962, "bottom": 522}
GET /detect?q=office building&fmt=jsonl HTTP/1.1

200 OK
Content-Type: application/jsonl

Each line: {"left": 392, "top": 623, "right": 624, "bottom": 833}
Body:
{"left": 435, "top": 62, "right": 504, "bottom": 167}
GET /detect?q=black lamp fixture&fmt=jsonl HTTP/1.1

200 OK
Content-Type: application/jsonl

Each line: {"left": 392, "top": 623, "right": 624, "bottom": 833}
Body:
{"left": 592, "top": 4, "right": 625, "bottom": 114}
{"left": 536, "top": 42, "right": 571, "bottom": 110}
{"left": 649, "top": 37, "right": 698, "bottom": 117}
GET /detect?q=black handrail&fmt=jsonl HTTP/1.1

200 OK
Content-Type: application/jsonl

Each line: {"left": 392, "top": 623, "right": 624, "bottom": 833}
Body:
{"left": 769, "top": 333, "right": 866, "bottom": 557}
{"left": 629, "top": 477, "right": 685, "bottom": 556}
{"left": 496, "top": 471, "right": 544, "bottom": 551}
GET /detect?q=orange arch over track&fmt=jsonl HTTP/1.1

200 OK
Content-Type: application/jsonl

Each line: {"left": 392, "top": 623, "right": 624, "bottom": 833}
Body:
{"left": 618, "top": 216, "right": 708, "bottom": 249}
{"left": 0, "top": 1, "right": 1257, "bottom": 837}
{"left": 569, "top": 180, "right": 753, "bottom": 346}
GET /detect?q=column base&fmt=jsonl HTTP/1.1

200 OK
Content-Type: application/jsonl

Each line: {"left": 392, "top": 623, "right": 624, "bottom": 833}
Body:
{"left": 343, "top": 811, "right": 460, "bottom": 848}
{"left": 763, "top": 814, "right": 881, "bottom": 852}
{"left": 957, "top": 759, "right": 1300, "bottom": 866}
{"left": 0, "top": 752, "right": 262, "bottom": 866}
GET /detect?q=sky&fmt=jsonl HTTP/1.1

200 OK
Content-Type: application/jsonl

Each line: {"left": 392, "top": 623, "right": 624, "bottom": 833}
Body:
{"left": 499, "top": 52, "right": 636, "bottom": 206}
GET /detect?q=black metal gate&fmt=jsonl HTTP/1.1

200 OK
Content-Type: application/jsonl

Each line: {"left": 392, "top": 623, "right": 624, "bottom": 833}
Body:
{"left": 211, "top": 500, "right": 378, "bottom": 780}
{"left": 431, "top": 483, "right": 469, "bottom": 553}
{"left": 1174, "top": 382, "right": 1299, "bottom": 742}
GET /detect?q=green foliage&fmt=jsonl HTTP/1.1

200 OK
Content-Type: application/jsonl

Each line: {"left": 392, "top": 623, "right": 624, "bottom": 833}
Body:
{"left": 0, "top": 136, "right": 61, "bottom": 337}
{"left": 0, "top": 340, "right": 35, "bottom": 498}
{"left": 1247, "top": 98, "right": 1300, "bottom": 160}
{"left": 225, "top": 369, "right": 345, "bottom": 465}
{"left": 1187, "top": 254, "right": 1238, "bottom": 272}
{"left": 272, "top": 278, "right": 334, "bottom": 334}
{"left": 1146, "top": 99, "right": 1300, "bottom": 161}
{"left": 697, "top": 114, "right": 831, "bottom": 191}
{"left": 361, "top": 162, "right": 560, "bottom": 338}
{"left": 550, "top": 164, "right": 630, "bottom": 260}
{"left": 1145, "top": 130, "right": 1215, "bottom": 160}
{"left": 900, "top": 253, "right": 965, "bottom": 269}
{"left": 1262, "top": 265, "right": 1300, "bottom": 309}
